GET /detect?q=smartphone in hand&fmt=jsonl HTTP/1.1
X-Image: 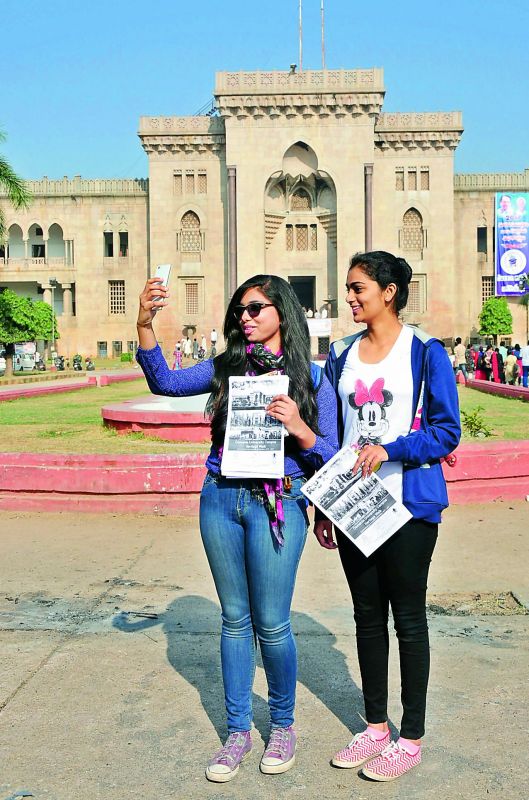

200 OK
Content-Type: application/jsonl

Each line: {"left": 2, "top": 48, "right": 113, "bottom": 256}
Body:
{"left": 153, "top": 264, "right": 172, "bottom": 303}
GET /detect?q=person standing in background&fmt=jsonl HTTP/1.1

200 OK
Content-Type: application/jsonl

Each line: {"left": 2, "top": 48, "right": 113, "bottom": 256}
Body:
{"left": 172, "top": 342, "right": 182, "bottom": 370}
{"left": 453, "top": 337, "right": 467, "bottom": 380}
{"left": 210, "top": 328, "right": 218, "bottom": 353}
{"left": 521, "top": 340, "right": 529, "bottom": 388}
{"left": 465, "top": 345, "right": 475, "bottom": 379}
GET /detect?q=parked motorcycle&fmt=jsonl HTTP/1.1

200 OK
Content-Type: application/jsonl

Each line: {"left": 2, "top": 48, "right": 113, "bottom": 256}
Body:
{"left": 85, "top": 358, "right": 95, "bottom": 371}
{"left": 72, "top": 355, "right": 83, "bottom": 371}
{"left": 54, "top": 355, "right": 65, "bottom": 371}
{"left": 36, "top": 360, "right": 46, "bottom": 372}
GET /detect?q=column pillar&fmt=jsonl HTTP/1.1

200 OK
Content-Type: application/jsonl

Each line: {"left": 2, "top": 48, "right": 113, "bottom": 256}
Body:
{"left": 43, "top": 237, "right": 49, "bottom": 264}
{"left": 24, "top": 239, "right": 29, "bottom": 262}
{"left": 227, "top": 166, "right": 238, "bottom": 298}
{"left": 62, "top": 283, "right": 73, "bottom": 316}
{"left": 364, "top": 163, "right": 373, "bottom": 252}
{"left": 41, "top": 284, "right": 52, "bottom": 304}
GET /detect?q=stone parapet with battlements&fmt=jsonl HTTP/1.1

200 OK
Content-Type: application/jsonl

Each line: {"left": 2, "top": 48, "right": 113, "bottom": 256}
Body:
{"left": 376, "top": 112, "right": 463, "bottom": 131}
{"left": 215, "top": 69, "right": 384, "bottom": 95}
{"left": 138, "top": 116, "right": 225, "bottom": 135}
{"left": 454, "top": 169, "right": 529, "bottom": 191}
{"left": 214, "top": 69, "right": 385, "bottom": 120}
{"left": 0, "top": 177, "right": 149, "bottom": 197}
{"left": 374, "top": 112, "right": 464, "bottom": 153}
{"left": 138, "top": 116, "right": 226, "bottom": 157}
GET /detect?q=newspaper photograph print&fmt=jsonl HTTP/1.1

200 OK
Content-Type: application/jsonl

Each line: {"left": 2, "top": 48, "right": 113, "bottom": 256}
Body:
{"left": 302, "top": 445, "right": 412, "bottom": 557}
{"left": 221, "top": 374, "right": 290, "bottom": 478}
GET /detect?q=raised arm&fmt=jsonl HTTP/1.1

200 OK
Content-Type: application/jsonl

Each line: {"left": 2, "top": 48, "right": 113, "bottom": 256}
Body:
{"left": 136, "top": 277, "right": 214, "bottom": 397}
{"left": 136, "top": 276, "right": 170, "bottom": 350}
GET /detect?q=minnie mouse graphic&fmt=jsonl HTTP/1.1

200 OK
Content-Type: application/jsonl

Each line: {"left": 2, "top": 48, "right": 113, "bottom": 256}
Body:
{"left": 348, "top": 377, "right": 393, "bottom": 447}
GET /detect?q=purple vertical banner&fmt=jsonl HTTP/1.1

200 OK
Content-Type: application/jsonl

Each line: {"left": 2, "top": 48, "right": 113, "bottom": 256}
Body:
{"left": 495, "top": 192, "right": 529, "bottom": 295}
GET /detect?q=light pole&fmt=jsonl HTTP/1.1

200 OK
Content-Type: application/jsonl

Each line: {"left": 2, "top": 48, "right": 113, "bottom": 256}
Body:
{"left": 49, "top": 276, "right": 57, "bottom": 356}
{"left": 518, "top": 274, "right": 529, "bottom": 340}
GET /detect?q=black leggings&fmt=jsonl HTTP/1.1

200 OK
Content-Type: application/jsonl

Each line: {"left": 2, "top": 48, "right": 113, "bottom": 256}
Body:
{"left": 337, "top": 518, "right": 438, "bottom": 740}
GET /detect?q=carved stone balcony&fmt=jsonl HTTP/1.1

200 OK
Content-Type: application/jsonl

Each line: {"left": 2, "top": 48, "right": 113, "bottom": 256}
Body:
{"left": 1, "top": 257, "right": 71, "bottom": 271}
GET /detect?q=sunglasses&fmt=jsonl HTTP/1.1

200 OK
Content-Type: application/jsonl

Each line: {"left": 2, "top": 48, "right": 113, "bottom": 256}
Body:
{"left": 233, "top": 302, "right": 275, "bottom": 319}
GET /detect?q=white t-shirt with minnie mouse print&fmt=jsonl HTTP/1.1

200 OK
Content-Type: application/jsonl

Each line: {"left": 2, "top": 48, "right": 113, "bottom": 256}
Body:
{"left": 338, "top": 325, "right": 414, "bottom": 502}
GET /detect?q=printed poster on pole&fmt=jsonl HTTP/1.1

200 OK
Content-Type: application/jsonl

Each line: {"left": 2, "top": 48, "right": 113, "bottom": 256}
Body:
{"left": 494, "top": 192, "right": 529, "bottom": 296}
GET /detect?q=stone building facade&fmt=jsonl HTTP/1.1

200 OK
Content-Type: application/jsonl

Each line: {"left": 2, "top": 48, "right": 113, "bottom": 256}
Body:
{"left": 1, "top": 68, "right": 528, "bottom": 357}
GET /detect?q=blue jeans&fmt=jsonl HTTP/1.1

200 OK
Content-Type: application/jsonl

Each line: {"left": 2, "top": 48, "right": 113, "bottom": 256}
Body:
{"left": 199, "top": 473, "right": 308, "bottom": 733}
{"left": 523, "top": 365, "right": 529, "bottom": 388}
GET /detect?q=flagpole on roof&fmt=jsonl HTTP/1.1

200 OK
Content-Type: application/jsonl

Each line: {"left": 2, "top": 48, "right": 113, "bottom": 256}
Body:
{"left": 321, "top": 0, "right": 326, "bottom": 69}
{"left": 299, "top": 0, "right": 303, "bottom": 71}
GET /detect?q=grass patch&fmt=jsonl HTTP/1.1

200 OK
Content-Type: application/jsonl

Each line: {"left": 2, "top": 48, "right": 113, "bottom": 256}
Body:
{"left": 0, "top": 380, "right": 209, "bottom": 455}
{"left": 457, "top": 386, "right": 529, "bottom": 441}
{"left": 37, "top": 428, "right": 86, "bottom": 439}
{"left": 0, "top": 380, "right": 527, "bottom": 455}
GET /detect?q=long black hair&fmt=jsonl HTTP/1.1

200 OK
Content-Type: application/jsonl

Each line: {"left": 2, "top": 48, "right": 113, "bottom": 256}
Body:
{"left": 348, "top": 251, "right": 413, "bottom": 313}
{"left": 207, "top": 274, "right": 319, "bottom": 446}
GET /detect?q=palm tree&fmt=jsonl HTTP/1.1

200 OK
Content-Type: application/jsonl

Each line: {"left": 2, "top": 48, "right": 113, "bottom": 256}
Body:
{"left": 0, "top": 129, "right": 31, "bottom": 244}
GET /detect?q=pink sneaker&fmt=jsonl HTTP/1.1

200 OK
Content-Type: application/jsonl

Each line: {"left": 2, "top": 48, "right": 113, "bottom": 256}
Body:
{"left": 361, "top": 740, "right": 421, "bottom": 781}
{"left": 332, "top": 728, "right": 390, "bottom": 768}
{"left": 205, "top": 731, "right": 252, "bottom": 783}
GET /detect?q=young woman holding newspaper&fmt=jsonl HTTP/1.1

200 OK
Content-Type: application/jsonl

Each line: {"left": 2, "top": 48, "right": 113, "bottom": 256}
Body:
{"left": 315, "top": 251, "right": 460, "bottom": 782}
{"left": 136, "top": 274, "right": 338, "bottom": 783}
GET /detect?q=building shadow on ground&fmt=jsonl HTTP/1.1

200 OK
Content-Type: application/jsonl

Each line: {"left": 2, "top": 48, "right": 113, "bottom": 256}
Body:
{"left": 113, "top": 595, "right": 372, "bottom": 743}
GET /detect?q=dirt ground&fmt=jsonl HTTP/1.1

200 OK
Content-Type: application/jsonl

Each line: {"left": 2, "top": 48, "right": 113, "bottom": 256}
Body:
{"left": 0, "top": 500, "right": 528, "bottom": 800}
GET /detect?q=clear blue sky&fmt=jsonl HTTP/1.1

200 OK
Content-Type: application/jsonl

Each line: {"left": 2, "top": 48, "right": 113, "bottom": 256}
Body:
{"left": 3, "top": 0, "right": 528, "bottom": 179}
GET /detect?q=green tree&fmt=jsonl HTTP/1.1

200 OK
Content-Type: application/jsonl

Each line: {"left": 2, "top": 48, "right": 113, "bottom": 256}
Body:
{"left": 478, "top": 297, "right": 513, "bottom": 345}
{"left": 0, "top": 129, "right": 31, "bottom": 243}
{"left": 0, "top": 289, "right": 58, "bottom": 376}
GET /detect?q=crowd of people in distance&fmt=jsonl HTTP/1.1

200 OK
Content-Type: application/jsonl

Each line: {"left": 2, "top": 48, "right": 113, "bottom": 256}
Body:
{"left": 452, "top": 337, "right": 529, "bottom": 387}
{"left": 172, "top": 329, "right": 218, "bottom": 369}
{"left": 302, "top": 304, "right": 331, "bottom": 319}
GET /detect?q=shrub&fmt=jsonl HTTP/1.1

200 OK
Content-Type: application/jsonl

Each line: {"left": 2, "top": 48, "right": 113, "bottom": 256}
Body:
{"left": 120, "top": 352, "right": 133, "bottom": 362}
{"left": 461, "top": 406, "right": 492, "bottom": 438}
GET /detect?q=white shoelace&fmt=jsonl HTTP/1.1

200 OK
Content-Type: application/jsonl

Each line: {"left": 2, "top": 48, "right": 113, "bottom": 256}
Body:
{"left": 380, "top": 741, "right": 407, "bottom": 761}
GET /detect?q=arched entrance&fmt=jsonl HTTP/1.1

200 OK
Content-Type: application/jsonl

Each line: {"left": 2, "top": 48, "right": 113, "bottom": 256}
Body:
{"left": 264, "top": 141, "right": 338, "bottom": 319}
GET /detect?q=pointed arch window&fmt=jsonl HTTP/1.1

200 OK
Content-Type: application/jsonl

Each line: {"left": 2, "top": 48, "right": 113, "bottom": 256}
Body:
{"left": 401, "top": 208, "right": 424, "bottom": 252}
{"left": 178, "top": 211, "right": 203, "bottom": 252}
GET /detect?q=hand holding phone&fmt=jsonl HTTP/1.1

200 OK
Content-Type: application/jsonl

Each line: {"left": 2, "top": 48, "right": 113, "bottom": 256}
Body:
{"left": 137, "top": 265, "right": 172, "bottom": 330}
{"left": 153, "top": 264, "right": 172, "bottom": 302}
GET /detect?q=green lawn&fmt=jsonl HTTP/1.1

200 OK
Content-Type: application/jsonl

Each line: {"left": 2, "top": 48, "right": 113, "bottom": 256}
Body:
{"left": 0, "top": 381, "right": 527, "bottom": 454}
{"left": 0, "top": 380, "right": 209, "bottom": 455}
{"left": 458, "top": 385, "right": 529, "bottom": 440}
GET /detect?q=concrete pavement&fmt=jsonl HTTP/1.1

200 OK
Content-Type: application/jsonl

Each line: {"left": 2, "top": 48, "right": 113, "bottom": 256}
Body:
{"left": 0, "top": 501, "right": 527, "bottom": 800}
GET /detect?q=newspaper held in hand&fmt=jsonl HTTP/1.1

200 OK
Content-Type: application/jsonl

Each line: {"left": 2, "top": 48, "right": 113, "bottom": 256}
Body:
{"left": 221, "top": 374, "right": 290, "bottom": 479}
{"left": 301, "top": 445, "right": 412, "bottom": 557}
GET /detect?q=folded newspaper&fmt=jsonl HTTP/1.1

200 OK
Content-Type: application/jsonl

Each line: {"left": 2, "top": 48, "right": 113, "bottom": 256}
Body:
{"left": 301, "top": 445, "right": 412, "bottom": 557}
{"left": 221, "top": 374, "right": 290, "bottom": 479}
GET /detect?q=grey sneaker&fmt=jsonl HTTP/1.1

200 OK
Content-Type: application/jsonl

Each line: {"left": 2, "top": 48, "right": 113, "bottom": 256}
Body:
{"left": 205, "top": 731, "right": 252, "bottom": 783}
{"left": 260, "top": 726, "right": 296, "bottom": 774}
